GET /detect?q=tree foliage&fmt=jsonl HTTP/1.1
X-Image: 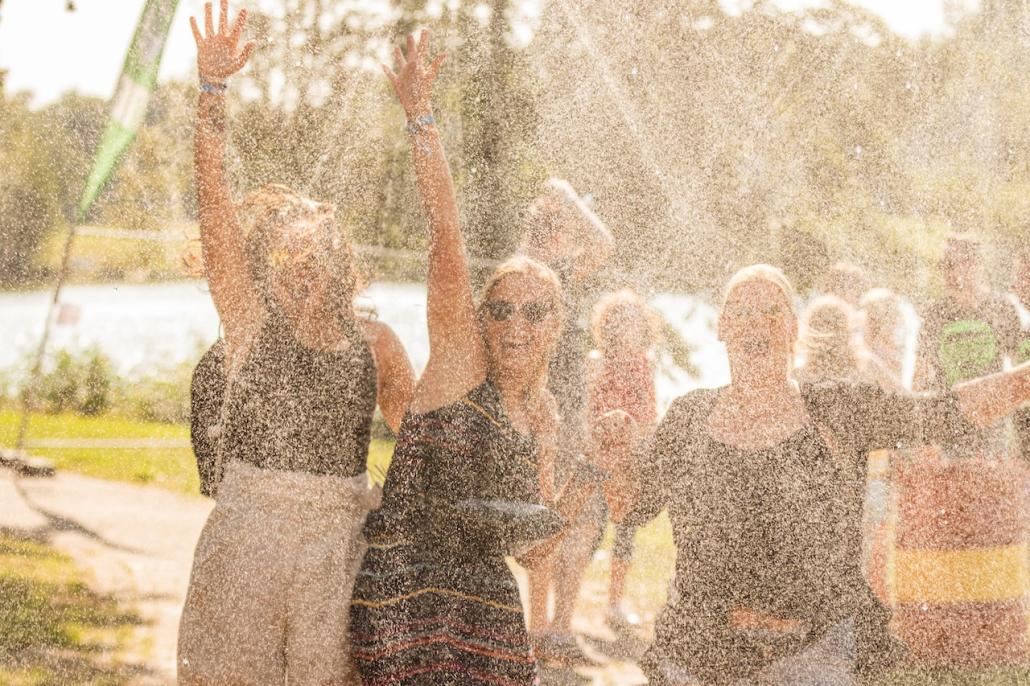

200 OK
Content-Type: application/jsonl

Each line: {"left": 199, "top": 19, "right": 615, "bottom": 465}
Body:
{"left": 2, "top": 0, "right": 1029, "bottom": 295}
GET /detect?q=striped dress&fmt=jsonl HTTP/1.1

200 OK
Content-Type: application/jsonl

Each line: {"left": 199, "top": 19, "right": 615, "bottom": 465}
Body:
{"left": 350, "top": 382, "right": 541, "bottom": 685}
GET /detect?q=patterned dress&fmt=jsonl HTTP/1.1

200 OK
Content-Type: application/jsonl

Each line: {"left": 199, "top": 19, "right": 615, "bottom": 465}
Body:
{"left": 350, "top": 382, "right": 541, "bottom": 686}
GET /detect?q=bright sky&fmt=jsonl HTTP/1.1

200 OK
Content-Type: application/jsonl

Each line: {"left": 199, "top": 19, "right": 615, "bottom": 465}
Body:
{"left": 0, "top": 0, "right": 978, "bottom": 108}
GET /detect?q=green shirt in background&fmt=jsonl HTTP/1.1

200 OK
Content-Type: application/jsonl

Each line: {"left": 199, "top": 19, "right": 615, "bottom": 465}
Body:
{"left": 917, "top": 292, "right": 1021, "bottom": 458}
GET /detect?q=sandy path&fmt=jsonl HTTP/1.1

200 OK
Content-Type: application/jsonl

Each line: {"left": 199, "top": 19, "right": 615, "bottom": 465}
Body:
{"left": 0, "top": 468, "right": 647, "bottom": 685}
{"left": 1, "top": 468, "right": 212, "bottom": 684}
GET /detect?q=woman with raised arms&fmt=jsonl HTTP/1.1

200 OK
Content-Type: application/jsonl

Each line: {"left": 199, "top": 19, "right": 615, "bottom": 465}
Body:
{"left": 178, "top": 3, "right": 414, "bottom": 684}
{"left": 349, "top": 31, "right": 590, "bottom": 686}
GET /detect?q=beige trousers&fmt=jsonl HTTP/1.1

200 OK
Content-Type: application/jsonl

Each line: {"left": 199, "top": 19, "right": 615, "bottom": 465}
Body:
{"left": 177, "top": 460, "right": 380, "bottom": 686}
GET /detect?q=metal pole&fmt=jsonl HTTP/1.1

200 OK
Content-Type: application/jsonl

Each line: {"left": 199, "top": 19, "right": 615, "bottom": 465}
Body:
{"left": 14, "top": 224, "right": 79, "bottom": 451}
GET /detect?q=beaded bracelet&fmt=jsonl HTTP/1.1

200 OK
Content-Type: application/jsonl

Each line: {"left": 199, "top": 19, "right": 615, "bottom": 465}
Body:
{"left": 405, "top": 114, "right": 436, "bottom": 154}
{"left": 404, "top": 113, "right": 435, "bottom": 134}
{"left": 200, "top": 82, "right": 228, "bottom": 95}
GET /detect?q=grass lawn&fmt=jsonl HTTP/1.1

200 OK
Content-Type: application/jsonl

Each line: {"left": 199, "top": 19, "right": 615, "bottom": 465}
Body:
{"left": 0, "top": 410, "right": 396, "bottom": 496}
{"left": 0, "top": 534, "right": 144, "bottom": 685}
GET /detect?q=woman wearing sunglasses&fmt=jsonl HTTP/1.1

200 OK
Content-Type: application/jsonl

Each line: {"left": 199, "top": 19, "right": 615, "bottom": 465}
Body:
{"left": 349, "top": 31, "right": 589, "bottom": 685}
{"left": 178, "top": 4, "right": 415, "bottom": 684}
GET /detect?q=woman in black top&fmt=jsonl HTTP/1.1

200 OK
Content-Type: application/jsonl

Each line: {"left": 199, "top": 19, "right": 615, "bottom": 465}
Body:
{"left": 178, "top": 4, "right": 414, "bottom": 684}
{"left": 605, "top": 264, "right": 1030, "bottom": 685}
{"left": 349, "top": 31, "right": 590, "bottom": 685}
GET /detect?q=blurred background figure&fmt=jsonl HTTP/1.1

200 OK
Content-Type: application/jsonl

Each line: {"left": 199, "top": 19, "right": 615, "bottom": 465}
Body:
{"left": 859, "top": 288, "right": 908, "bottom": 392}
{"left": 796, "top": 292, "right": 906, "bottom": 592}
{"left": 795, "top": 295, "right": 865, "bottom": 385}
{"left": 855, "top": 288, "right": 908, "bottom": 591}
{"left": 584, "top": 289, "right": 660, "bottom": 632}
{"left": 1009, "top": 247, "right": 1030, "bottom": 461}
{"left": 521, "top": 178, "right": 614, "bottom": 664}
{"left": 822, "top": 261, "right": 870, "bottom": 307}
{"left": 914, "top": 232, "right": 1021, "bottom": 458}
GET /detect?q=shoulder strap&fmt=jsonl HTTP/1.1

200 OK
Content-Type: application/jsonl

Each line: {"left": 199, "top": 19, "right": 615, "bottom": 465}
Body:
{"left": 209, "top": 372, "right": 235, "bottom": 498}
{"left": 209, "top": 336, "right": 251, "bottom": 498}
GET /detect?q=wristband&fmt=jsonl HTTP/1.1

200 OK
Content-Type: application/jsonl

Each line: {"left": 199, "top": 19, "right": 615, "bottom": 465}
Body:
{"left": 404, "top": 113, "right": 435, "bottom": 135}
{"left": 200, "top": 82, "right": 228, "bottom": 95}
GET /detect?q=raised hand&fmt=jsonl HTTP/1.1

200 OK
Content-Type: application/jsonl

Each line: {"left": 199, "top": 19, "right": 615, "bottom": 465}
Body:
{"left": 190, "top": 0, "right": 256, "bottom": 85}
{"left": 382, "top": 30, "right": 447, "bottom": 119}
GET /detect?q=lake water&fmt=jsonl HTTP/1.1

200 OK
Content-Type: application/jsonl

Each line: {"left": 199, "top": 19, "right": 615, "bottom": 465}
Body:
{"left": 0, "top": 281, "right": 730, "bottom": 410}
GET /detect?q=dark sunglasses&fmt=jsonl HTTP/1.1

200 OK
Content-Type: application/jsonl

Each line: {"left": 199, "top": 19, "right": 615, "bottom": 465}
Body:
{"left": 484, "top": 299, "right": 554, "bottom": 325}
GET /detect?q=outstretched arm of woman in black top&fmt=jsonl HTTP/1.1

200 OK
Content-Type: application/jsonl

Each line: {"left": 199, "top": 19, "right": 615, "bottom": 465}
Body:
{"left": 803, "top": 361, "right": 1030, "bottom": 455}
{"left": 382, "top": 32, "right": 487, "bottom": 416}
{"left": 608, "top": 390, "right": 711, "bottom": 527}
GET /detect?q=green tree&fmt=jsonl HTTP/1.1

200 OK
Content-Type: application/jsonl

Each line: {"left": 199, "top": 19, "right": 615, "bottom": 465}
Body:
{"left": 0, "top": 91, "right": 62, "bottom": 285}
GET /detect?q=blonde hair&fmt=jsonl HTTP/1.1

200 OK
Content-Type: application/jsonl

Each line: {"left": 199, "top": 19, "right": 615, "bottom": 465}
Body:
{"left": 798, "top": 295, "right": 863, "bottom": 382}
{"left": 477, "top": 255, "right": 564, "bottom": 393}
{"left": 479, "top": 255, "right": 563, "bottom": 311}
{"left": 590, "top": 288, "right": 661, "bottom": 351}
{"left": 723, "top": 264, "right": 798, "bottom": 321}
{"left": 859, "top": 287, "right": 903, "bottom": 347}
{"left": 237, "top": 183, "right": 362, "bottom": 316}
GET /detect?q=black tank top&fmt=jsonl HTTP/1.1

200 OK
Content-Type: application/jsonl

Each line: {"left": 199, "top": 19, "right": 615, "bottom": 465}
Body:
{"left": 221, "top": 310, "right": 378, "bottom": 477}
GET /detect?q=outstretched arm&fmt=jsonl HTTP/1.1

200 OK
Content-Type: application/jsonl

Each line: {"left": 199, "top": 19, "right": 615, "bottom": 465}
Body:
{"left": 952, "top": 360, "right": 1030, "bottom": 428}
{"left": 191, "top": 1, "right": 258, "bottom": 355}
{"left": 383, "top": 31, "right": 487, "bottom": 414}
{"left": 806, "top": 362, "right": 1030, "bottom": 453}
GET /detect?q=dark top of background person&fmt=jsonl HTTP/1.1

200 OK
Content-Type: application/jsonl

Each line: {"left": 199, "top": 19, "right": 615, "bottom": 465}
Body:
{"left": 626, "top": 382, "right": 978, "bottom": 684}
{"left": 1011, "top": 247, "right": 1030, "bottom": 459}
{"left": 519, "top": 179, "right": 613, "bottom": 453}
{"left": 520, "top": 179, "right": 614, "bottom": 455}
{"left": 190, "top": 340, "right": 227, "bottom": 496}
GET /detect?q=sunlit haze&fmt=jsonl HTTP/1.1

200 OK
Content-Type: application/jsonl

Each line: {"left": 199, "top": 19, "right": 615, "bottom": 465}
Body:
{"left": 1, "top": 0, "right": 978, "bottom": 107}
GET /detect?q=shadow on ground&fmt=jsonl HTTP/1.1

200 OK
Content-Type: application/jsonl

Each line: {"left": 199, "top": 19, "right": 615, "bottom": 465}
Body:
{"left": 0, "top": 531, "right": 153, "bottom": 685}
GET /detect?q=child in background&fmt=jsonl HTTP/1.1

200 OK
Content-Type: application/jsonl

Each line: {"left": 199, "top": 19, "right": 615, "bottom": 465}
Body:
{"left": 585, "top": 289, "right": 660, "bottom": 630}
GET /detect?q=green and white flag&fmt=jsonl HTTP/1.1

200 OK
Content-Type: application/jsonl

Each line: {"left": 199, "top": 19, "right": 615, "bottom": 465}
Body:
{"left": 77, "top": 0, "right": 181, "bottom": 221}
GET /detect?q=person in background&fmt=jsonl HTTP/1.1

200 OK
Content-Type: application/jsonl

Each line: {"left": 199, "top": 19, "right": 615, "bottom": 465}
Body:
{"left": 794, "top": 294, "right": 898, "bottom": 587}
{"left": 823, "top": 261, "right": 870, "bottom": 307}
{"left": 1009, "top": 247, "right": 1030, "bottom": 460}
{"left": 520, "top": 178, "right": 616, "bottom": 663}
{"left": 795, "top": 293, "right": 904, "bottom": 392}
{"left": 178, "top": 4, "right": 415, "bottom": 684}
{"left": 521, "top": 177, "right": 616, "bottom": 460}
{"left": 605, "top": 263, "right": 1030, "bottom": 685}
{"left": 859, "top": 288, "right": 908, "bottom": 391}
{"left": 914, "top": 232, "right": 1021, "bottom": 457}
{"left": 583, "top": 289, "right": 661, "bottom": 631}
{"left": 795, "top": 295, "right": 865, "bottom": 386}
